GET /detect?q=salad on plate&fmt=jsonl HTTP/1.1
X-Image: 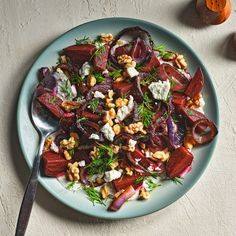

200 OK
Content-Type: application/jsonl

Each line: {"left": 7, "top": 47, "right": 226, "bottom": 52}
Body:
{"left": 35, "top": 27, "right": 218, "bottom": 211}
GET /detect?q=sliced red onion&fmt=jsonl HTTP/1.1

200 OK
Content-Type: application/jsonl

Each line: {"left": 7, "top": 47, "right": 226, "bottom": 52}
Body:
{"left": 108, "top": 185, "right": 136, "bottom": 211}
{"left": 191, "top": 119, "right": 218, "bottom": 144}
{"left": 38, "top": 67, "right": 50, "bottom": 81}
{"left": 132, "top": 76, "right": 144, "bottom": 103}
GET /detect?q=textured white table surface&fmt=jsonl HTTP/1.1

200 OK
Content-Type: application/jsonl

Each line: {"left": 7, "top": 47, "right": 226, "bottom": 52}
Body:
{"left": 1, "top": 0, "right": 236, "bottom": 235}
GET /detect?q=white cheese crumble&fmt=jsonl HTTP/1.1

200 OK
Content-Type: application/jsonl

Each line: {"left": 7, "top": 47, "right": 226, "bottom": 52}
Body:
{"left": 104, "top": 170, "right": 122, "bottom": 182}
{"left": 79, "top": 62, "right": 92, "bottom": 78}
{"left": 128, "top": 139, "right": 137, "bottom": 151}
{"left": 115, "top": 95, "right": 134, "bottom": 122}
{"left": 94, "top": 91, "right": 105, "bottom": 99}
{"left": 193, "top": 96, "right": 205, "bottom": 114}
{"left": 148, "top": 79, "right": 170, "bottom": 101}
{"left": 101, "top": 123, "right": 115, "bottom": 142}
{"left": 145, "top": 150, "right": 153, "bottom": 158}
{"left": 126, "top": 67, "right": 139, "bottom": 78}
{"left": 89, "top": 133, "right": 100, "bottom": 140}
{"left": 110, "top": 39, "right": 128, "bottom": 55}
{"left": 78, "top": 160, "right": 86, "bottom": 167}
{"left": 50, "top": 142, "right": 59, "bottom": 153}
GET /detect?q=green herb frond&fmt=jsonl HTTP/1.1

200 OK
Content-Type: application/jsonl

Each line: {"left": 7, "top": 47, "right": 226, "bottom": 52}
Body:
{"left": 75, "top": 36, "right": 90, "bottom": 45}
{"left": 89, "top": 98, "right": 99, "bottom": 113}
{"left": 83, "top": 187, "right": 105, "bottom": 206}
{"left": 171, "top": 176, "right": 183, "bottom": 185}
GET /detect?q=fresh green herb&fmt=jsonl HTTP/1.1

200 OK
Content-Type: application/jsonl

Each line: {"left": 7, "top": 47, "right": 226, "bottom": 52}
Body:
{"left": 186, "top": 109, "right": 194, "bottom": 116}
{"left": 66, "top": 181, "right": 76, "bottom": 190}
{"left": 75, "top": 36, "right": 90, "bottom": 45}
{"left": 77, "top": 117, "right": 87, "bottom": 123}
{"left": 94, "top": 73, "right": 105, "bottom": 83}
{"left": 86, "top": 156, "right": 118, "bottom": 176}
{"left": 60, "top": 79, "right": 72, "bottom": 99}
{"left": 134, "top": 177, "right": 144, "bottom": 184}
{"left": 68, "top": 148, "right": 75, "bottom": 157}
{"left": 71, "top": 74, "right": 84, "bottom": 84}
{"left": 137, "top": 93, "right": 154, "bottom": 128}
{"left": 96, "top": 143, "right": 114, "bottom": 157}
{"left": 83, "top": 187, "right": 105, "bottom": 206}
{"left": 135, "top": 63, "right": 144, "bottom": 71}
{"left": 171, "top": 176, "right": 183, "bottom": 185}
{"left": 162, "top": 52, "right": 175, "bottom": 60}
{"left": 154, "top": 44, "right": 166, "bottom": 56}
{"left": 89, "top": 98, "right": 99, "bottom": 113}
{"left": 91, "top": 40, "right": 105, "bottom": 59}
{"left": 169, "top": 78, "right": 177, "bottom": 89}
{"left": 140, "top": 67, "right": 159, "bottom": 86}
{"left": 146, "top": 178, "right": 161, "bottom": 191}
{"left": 109, "top": 69, "right": 122, "bottom": 78}
{"left": 172, "top": 113, "right": 179, "bottom": 123}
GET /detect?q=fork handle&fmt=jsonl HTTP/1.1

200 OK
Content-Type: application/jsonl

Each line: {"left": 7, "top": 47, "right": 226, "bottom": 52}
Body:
{"left": 15, "top": 136, "right": 44, "bottom": 236}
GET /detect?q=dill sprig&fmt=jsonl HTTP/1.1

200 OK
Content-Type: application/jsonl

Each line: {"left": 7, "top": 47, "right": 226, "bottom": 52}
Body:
{"left": 146, "top": 178, "right": 161, "bottom": 191}
{"left": 171, "top": 176, "right": 183, "bottom": 185}
{"left": 134, "top": 177, "right": 144, "bottom": 184}
{"left": 94, "top": 73, "right": 105, "bottom": 83}
{"left": 66, "top": 181, "right": 76, "bottom": 190}
{"left": 154, "top": 44, "right": 166, "bottom": 56}
{"left": 83, "top": 187, "right": 105, "bottom": 206}
{"left": 140, "top": 68, "right": 159, "bottom": 86}
{"left": 75, "top": 36, "right": 90, "bottom": 45}
{"left": 59, "top": 79, "right": 72, "bottom": 99}
{"left": 96, "top": 143, "right": 114, "bottom": 157}
{"left": 137, "top": 93, "right": 154, "bottom": 128}
{"left": 89, "top": 98, "right": 99, "bottom": 113}
{"left": 109, "top": 69, "right": 122, "bottom": 78}
{"left": 91, "top": 40, "right": 105, "bottom": 59}
{"left": 71, "top": 74, "right": 84, "bottom": 84}
{"left": 77, "top": 117, "right": 87, "bottom": 123}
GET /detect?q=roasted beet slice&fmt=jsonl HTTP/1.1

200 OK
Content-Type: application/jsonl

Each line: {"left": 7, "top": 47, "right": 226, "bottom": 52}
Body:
{"left": 141, "top": 53, "right": 160, "bottom": 72}
{"left": 113, "top": 175, "right": 141, "bottom": 192}
{"left": 63, "top": 44, "right": 96, "bottom": 65}
{"left": 81, "top": 111, "right": 100, "bottom": 122}
{"left": 113, "top": 82, "right": 133, "bottom": 95}
{"left": 42, "top": 151, "right": 68, "bottom": 177}
{"left": 37, "top": 93, "right": 64, "bottom": 119}
{"left": 93, "top": 44, "right": 110, "bottom": 71}
{"left": 191, "top": 119, "right": 218, "bottom": 144}
{"left": 178, "top": 105, "right": 207, "bottom": 125}
{"left": 172, "top": 92, "right": 187, "bottom": 106}
{"left": 114, "top": 43, "right": 132, "bottom": 57}
{"left": 108, "top": 185, "right": 136, "bottom": 211}
{"left": 166, "top": 146, "right": 193, "bottom": 178}
{"left": 185, "top": 68, "right": 204, "bottom": 98}
{"left": 158, "top": 64, "right": 189, "bottom": 91}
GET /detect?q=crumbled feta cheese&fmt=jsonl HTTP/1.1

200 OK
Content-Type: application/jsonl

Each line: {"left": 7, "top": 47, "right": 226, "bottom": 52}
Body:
{"left": 101, "top": 123, "right": 115, "bottom": 142}
{"left": 94, "top": 91, "right": 105, "bottom": 99}
{"left": 89, "top": 133, "right": 100, "bottom": 140}
{"left": 102, "top": 69, "right": 109, "bottom": 75}
{"left": 104, "top": 170, "right": 122, "bottom": 182}
{"left": 147, "top": 165, "right": 154, "bottom": 172}
{"left": 79, "top": 62, "right": 91, "bottom": 78}
{"left": 55, "top": 68, "right": 74, "bottom": 100}
{"left": 71, "top": 85, "right": 77, "bottom": 97}
{"left": 145, "top": 150, "right": 153, "bottom": 158}
{"left": 50, "top": 142, "right": 59, "bottom": 153}
{"left": 115, "top": 95, "right": 134, "bottom": 122}
{"left": 126, "top": 67, "right": 139, "bottom": 78}
{"left": 148, "top": 80, "right": 170, "bottom": 101}
{"left": 110, "top": 39, "right": 128, "bottom": 55}
{"left": 78, "top": 160, "right": 86, "bottom": 167}
{"left": 128, "top": 139, "right": 137, "bottom": 152}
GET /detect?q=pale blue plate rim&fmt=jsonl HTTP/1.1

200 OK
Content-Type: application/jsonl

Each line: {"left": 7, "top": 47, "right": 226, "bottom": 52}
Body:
{"left": 16, "top": 17, "right": 219, "bottom": 220}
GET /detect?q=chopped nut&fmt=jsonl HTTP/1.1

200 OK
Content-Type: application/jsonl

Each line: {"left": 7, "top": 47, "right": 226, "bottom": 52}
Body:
{"left": 112, "top": 124, "right": 121, "bottom": 135}
{"left": 139, "top": 187, "right": 150, "bottom": 200}
{"left": 110, "top": 144, "right": 120, "bottom": 154}
{"left": 107, "top": 102, "right": 116, "bottom": 108}
{"left": 90, "top": 146, "right": 100, "bottom": 159}
{"left": 100, "top": 185, "right": 109, "bottom": 199}
{"left": 96, "top": 177, "right": 104, "bottom": 185}
{"left": 186, "top": 93, "right": 202, "bottom": 109}
{"left": 108, "top": 90, "right": 115, "bottom": 99}
{"left": 117, "top": 54, "right": 132, "bottom": 64}
{"left": 125, "top": 167, "right": 133, "bottom": 176}
{"left": 64, "top": 150, "right": 72, "bottom": 160}
{"left": 110, "top": 160, "right": 119, "bottom": 170}
{"left": 60, "top": 137, "right": 77, "bottom": 150}
{"left": 152, "top": 149, "right": 170, "bottom": 162}
{"left": 60, "top": 55, "right": 67, "bottom": 64}
{"left": 87, "top": 74, "right": 96, "bottom": 87}
{"left": 124, "top": 122, "right": 147, "bottom": 135}
{"left": 109, "top": 108, "right": 116, "bottom": 119}
{"left": 184, "top": 133, "right": 196, "bottom": 150}
{"left": 175, "top": 54, "right": 187, "bottom": 70}
{"left": 108, "top": 119, "right": 114, "bottom": 127}
{"left": 124, "top": 60, "right": 136, "bottom": 68}
{"left": 44, "top": 136, "right": 53, "bottom": 151}
{"left": 115, "top": 97, "right": 128, "bottom": 108}
{"left": 67, "top": 162, "right": 80, "bottom": 181}
{"left": 100, "top": 33, "right": 113, "bottom": 43}
{"left": 61, "top": 100, "right": 81, "bottom": 112}
{"left": 114, "top": 75, "right": 125, "bottom": 82}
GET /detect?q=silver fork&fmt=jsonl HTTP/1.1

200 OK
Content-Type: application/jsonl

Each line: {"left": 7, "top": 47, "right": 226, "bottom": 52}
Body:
{"left": 15, "top": 91, "right": 59, "bottom": 236}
